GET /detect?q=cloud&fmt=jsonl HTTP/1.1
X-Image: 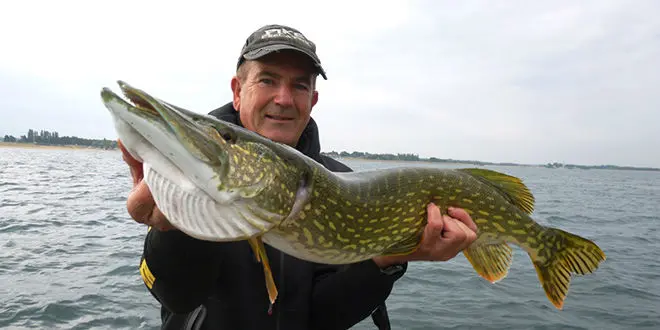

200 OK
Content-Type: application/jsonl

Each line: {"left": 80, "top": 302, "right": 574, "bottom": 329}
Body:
{"left": 314, "top": 0, "right": 660, "bottom": 167}
{"left": 0, "top": 0, "right": 658, "bottom": 167}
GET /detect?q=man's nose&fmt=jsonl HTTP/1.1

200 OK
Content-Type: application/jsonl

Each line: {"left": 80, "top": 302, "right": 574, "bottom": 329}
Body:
{"left": 274, "top": 85, "right": 294, "bottom": 107}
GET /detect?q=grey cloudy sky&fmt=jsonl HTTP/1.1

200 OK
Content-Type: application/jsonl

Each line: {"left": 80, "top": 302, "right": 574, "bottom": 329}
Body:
{"left": 1, "top": 0, "right": 658, "bottom": 167}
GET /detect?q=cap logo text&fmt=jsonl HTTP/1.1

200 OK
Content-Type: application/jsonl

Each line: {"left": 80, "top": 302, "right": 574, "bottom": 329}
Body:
{"left": 259, "top": 28, "right": 313, "bottom": 48}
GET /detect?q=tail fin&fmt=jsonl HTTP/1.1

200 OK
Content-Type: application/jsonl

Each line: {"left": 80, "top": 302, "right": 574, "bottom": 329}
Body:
{"left": 532, "top": 228, "right": 606, "bottom": 309}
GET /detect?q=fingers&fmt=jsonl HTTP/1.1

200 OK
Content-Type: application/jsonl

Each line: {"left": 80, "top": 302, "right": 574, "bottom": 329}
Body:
{"left": 412, "top": 204, "right": 478, "bottom": 262}
{"left": 126, "top": 181, "right": 174, "bottom": 230}
{"left": 414, "top": 203, "right": 443, "bottom": 255}
{"left": 441, "top": 215, "right": 477, "bottom": 251}
{"left": 126, "top": 181, "right": 156, "bottom": 223}
{"left": 118, "top": 140, "right": 140, "bottom": 167}
{"left": 447, "top": 206, "right": 478, "bottom": 232}
{"left": 119, "top": 140, "right": 175, "bottom": 232}
{"left": 425, "top": 203, "right": 445, "bottom": 239}
{"left": 118, "top": 139, "right": 144, "bottom": 186}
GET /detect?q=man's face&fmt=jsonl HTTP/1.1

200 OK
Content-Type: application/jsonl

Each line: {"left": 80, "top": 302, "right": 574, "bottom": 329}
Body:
{"left": 231, "top": 50, "right": 319, "bottom": 146}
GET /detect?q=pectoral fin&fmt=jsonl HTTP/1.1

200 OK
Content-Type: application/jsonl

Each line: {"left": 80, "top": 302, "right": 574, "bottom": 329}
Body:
{"left": 248, "top": 236, "right": 278, "bottom": 308}
{"left": 463, "top": 240, "right": 513, "bottom": 283}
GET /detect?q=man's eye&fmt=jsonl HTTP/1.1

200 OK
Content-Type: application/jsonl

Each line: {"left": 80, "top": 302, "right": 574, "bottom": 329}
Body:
{"left": 259, "top": 78, "right": 274, "bottom": 85}
{"left": 294, "top": 84, "right": 309, "bottom": 90}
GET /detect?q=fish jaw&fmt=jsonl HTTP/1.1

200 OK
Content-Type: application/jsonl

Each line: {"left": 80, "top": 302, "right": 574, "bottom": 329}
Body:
{"left": 114, "top": 81, "right": 230, "bottom": 168}
{"left": 100, "top": 85, "right": 239, "bottom": 205}
{"left": 100, "top": 83, "right": 289, "bottom": 240}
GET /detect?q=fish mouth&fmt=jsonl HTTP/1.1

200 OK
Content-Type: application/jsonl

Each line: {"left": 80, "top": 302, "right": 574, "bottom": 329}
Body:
{"left": 100, "top": 81, "right": 285, "bottom": 242}
{"left": 106, "top": 80, "right": 233, "bottom": 164}
{"left": 101, "top": 80, "right": 242, "bottom": 205}
{"left": 100, "top": 81, "right": 162, "bottom": 122}
{"left": 120, "top": 82, "right": 161, "bottom": 117}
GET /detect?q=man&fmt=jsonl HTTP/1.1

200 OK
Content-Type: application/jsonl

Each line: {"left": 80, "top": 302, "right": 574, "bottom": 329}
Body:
{"left": 119, "top": 24, "right": 478, "bottom": 329}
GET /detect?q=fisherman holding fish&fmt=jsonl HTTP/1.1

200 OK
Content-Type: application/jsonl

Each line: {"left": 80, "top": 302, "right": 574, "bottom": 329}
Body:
{"left": 118, "top": 24, "right": 478, "bottom": 330}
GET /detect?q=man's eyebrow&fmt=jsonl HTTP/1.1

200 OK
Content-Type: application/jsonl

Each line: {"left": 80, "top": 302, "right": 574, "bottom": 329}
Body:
{"left": 294, "top": 76, "right": 313, "bottom": 85}
{"left": 258, "top": 70, "right": 312, "bottom": 85}
{"left": 258, "top": 70, "right": 280, "bottom": 79}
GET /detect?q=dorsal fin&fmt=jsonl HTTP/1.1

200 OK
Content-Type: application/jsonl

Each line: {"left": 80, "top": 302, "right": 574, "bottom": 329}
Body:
{"left": 457, "top": 168, "right": 535, "bottom": 214}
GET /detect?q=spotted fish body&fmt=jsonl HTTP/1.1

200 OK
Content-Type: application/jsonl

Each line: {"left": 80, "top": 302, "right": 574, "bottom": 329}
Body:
{"left": 101, "top": 81, "right": 606, "bottom": 311}
{"left": 268, "top": 167, "right": 534, "bottom": 264}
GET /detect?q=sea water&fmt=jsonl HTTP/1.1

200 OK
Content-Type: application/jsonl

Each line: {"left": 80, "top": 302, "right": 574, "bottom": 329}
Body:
{"left": 1, "top": 148, "right": 658, "bottom": 329}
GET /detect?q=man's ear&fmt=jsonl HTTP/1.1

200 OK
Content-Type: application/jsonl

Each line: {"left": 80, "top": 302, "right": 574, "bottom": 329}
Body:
{"left": 311, "top": 90, "right": 319, "bottom": 109}
{"left": 231, "top": 76, "right": 241, "bottom": 111}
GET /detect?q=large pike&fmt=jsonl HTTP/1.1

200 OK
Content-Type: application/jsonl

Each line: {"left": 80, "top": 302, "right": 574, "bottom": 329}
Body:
{"left": 101, "top": 81, "right": 606, "bottom": 311}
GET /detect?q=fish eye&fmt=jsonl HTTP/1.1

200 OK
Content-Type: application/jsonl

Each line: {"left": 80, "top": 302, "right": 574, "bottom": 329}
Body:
{"left": 218, "top": 129, "right": 236, "bottom": 143}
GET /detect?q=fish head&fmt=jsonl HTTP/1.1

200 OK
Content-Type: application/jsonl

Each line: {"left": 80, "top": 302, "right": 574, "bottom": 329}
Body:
{"left": 101, "top": 80, "right": 285, "bottom": 204}
{"left": 206, "top": 119, "right": 301, "bottom": 199}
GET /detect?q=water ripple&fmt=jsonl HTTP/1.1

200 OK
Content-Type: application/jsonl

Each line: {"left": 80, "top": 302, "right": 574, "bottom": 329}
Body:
{"left": 1, "top": 149, "right": 660, "bottom": 329}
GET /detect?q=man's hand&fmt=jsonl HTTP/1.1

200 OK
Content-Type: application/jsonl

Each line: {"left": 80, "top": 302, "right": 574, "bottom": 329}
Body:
{"left": 118, "top": 140, "right": 175, "bottom": 231}
{"left": 373, "top": 203, "right": 478, "bottom": 268}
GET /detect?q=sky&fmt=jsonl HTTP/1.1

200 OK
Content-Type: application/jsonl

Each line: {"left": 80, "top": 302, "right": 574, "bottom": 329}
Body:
{"left": 0, "top": 0, "right": 658, "bottom": 167}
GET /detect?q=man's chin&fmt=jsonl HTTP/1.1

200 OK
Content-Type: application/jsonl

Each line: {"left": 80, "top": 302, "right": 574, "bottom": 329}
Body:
{"left": 259, "top": 129, "right": 299, "bottom": 146}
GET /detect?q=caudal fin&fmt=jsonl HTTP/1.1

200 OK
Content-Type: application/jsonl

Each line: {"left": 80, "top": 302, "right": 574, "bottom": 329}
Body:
{"left": 532, "top": 228, "right": 606, "bottom": 309}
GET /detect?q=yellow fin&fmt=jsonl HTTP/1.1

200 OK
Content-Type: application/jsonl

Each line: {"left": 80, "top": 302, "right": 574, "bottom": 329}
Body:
{"left": 531, "top": 228, "right": 606, "bottom": 309}
{"left": 248, "top": 237, "right": 262, "bottom": 263}
{"left": 458, "top": 168, "right": 535, "bottom": 214}
{"left": 248, "top": 236, "right": 278, "bottom": 306}
{"left": 463, "top": 241, "right": 513, "bottom": 283}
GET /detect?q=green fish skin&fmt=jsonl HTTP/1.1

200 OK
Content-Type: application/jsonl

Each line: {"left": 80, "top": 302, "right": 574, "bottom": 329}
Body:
{"left": 100, "top": 81, "right": 606, "bottom": 310}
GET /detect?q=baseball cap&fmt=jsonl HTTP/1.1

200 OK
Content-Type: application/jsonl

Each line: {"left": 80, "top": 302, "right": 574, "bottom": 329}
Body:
{"left": 237, "top": 24, "right": 327, "bottom": 80}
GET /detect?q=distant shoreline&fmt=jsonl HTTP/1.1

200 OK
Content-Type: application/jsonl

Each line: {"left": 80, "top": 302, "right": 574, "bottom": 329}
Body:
{"left": 338, "top": 156, "right": 469, "bottom": 166}
{"left": 0, "top": 142, "right": 117, "bottom": 151}
{"left": 1, "top": 141, "right": 657, "bottom": 172}
{"left": 337, "top": 156, "right": 541, "bottom": 168}
{"left": 330, "top": 155, "right": 660, "bottom": 172}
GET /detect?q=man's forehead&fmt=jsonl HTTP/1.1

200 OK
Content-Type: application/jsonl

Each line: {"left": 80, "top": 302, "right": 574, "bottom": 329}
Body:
{"left": 249, "top": 53, "right": 317, "bottom": 79}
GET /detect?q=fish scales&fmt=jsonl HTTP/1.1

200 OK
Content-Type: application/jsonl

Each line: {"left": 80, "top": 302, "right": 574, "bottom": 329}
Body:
{"left": 277, "top": 167, "right": 546, "bottom": 264}
{"left": 101, "top": 81, "right": 606, "bottom": 311}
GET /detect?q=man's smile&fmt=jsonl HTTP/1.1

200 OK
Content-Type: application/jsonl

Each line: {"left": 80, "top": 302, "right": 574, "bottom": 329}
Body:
{"left": 265, "top": 114, "right": 294, "bottom": 122}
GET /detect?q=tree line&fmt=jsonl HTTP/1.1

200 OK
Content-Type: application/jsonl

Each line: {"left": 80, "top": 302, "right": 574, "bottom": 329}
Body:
{"left": 322, "top": 151, "right": 660, "bottom": 171}
{"left": 321, "top": 150, "right": 502, "bottom": 164}
{"left": 322, "top": 151, "right": 421, "bottom": 161}
{"left": 2, "top": 129, "right": 117, "bottom": 150}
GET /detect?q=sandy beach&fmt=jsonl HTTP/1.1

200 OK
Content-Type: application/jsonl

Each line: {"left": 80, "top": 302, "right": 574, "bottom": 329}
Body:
{"left": 0, "top": 142, "right": 116, "bottom": 151}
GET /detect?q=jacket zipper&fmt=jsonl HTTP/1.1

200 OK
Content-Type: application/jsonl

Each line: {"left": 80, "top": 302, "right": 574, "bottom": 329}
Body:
{"left": 276, "top": 251, "right": 284, "bottom": 330}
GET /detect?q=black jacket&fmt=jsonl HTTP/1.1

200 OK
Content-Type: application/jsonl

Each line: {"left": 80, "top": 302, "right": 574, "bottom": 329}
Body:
{"left": 139, "top": 103, "right": 407, "bottom": 330}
